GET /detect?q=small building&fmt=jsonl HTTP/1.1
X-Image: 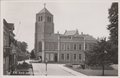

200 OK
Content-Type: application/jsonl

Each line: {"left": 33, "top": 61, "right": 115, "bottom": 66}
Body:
{"left": 34, "top": 6, "right": 97, "bottom": 64}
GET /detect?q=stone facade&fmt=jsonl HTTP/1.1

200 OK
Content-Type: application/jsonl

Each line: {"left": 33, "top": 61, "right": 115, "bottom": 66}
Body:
{"left": 35, "top": 7, "right": 97, "bottom": 64}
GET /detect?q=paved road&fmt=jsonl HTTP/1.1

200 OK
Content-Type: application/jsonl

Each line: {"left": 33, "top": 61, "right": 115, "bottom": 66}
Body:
{"left": 32, "top": 63, "right": 86, "bottom": 76}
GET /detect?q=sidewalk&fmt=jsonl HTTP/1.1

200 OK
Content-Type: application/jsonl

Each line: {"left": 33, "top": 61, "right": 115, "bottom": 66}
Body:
{"left": 58, "top": 64, "right": 86, "bottom": 76}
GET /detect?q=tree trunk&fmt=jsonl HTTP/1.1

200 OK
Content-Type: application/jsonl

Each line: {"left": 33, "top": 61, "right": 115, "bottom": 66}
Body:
{"left": 102, "top": 64, "right": 104, "bottom": 76}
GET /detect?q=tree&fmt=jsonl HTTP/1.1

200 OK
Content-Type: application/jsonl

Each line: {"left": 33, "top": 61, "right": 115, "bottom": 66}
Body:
{"left": 30, "top": 50, "right": 36, "bottom": 59}
{"left": 16, "top": 41, "right": 29, "bottom": 61}
{"left": 85, "top": 38, "right": 112, "bottom": 76}
{"left": 17, "top": 41, "right": 28, "bottom": 52}
{"left": 21, "top": 42, "right": 28, "bottom": 52}
{"left": 107, "top": 3, "right": 118, "bottom": 64}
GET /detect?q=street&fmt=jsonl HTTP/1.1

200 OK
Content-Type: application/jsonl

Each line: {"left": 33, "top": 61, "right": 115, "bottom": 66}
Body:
{"left": 32, "top": 63, "right": 86, "bottom": 76}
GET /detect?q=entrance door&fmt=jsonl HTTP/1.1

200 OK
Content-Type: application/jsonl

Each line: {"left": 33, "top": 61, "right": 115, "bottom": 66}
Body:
{"left": 54, "top": 54, "right": 57, "bottom": 62}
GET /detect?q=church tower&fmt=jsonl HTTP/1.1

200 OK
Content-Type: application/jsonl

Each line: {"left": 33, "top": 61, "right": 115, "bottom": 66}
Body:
{"left": 35, "top": 4, "right": 54, "bottom": 61}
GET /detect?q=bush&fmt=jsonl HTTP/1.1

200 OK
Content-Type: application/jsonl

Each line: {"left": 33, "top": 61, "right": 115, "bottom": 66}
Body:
{"left": 17, "top": 61, "right": 31, "bottom": 69}
{"left": 65, "top": 63, "right": 72, "bottom": 67}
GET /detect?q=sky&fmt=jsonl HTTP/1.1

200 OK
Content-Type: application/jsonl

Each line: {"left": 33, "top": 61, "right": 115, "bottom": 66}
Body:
{"left": 1, "top": 0, "right": 113, "bottom": 52}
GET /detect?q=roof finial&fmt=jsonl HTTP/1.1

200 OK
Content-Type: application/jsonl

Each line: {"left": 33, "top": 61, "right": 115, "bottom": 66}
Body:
{"left": 44, "top": 3, "right": 46, "bottom": 8}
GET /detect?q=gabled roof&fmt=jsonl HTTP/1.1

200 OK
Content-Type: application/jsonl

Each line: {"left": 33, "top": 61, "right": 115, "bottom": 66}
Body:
{"left": 38, "top": 7, "right": 52, "bottom": 15}
{"left": 64, "top": 30, "right": 79, "bottom": 36}
{"left": 3, "top": 19, "right": 14, "bottom": 31}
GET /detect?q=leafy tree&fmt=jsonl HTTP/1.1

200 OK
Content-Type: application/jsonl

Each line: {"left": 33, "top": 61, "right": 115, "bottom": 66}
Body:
{"left": 108, "top": 3, "right": 118, "bottom": 45}
{"left": 85, "top": 38, "right": 112, "bottom": 76}
{"left": 17, "top": 41, "right": 28, "bottom": 52}
{"left": 107, "top": 3, "right": 118, "bottom": 64}
{"left": 21, "top": 42, "right": 28, "bottom": 52}
{"left": 16, "top": 41, "right": 29, "bottom": 61}
{"left": 30, "top": 49, "right": 36, "bottom": 59}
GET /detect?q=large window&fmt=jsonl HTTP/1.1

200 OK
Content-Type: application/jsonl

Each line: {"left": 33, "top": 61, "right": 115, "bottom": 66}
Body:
{"left": 79, "top": 54, "right": 81, "bottom": 60}
{"left": 63, "top": 44, "right": 66, "bottom": 51}
{"left": 61, "top": 54, "right": 64, "bottom": 60}
{"left": 46, "top": 53, "right": 49, "bottom": 61}
{"left": 67, "top": 44, "right": 70, "bottom": 50}
{"left": 50, "top": 53, "right": 54, "bottom": 61}
{"left": 74, "top": 44, "right": 77, "bottom": 50}
{"left": 74, "top": 54, "right": 76, "bottom": 60}
{"left": 79, "top": 44, "right": 81, "bottom": 50}
{"left": 67, "top": 54, "right": 69, "bottom": 60}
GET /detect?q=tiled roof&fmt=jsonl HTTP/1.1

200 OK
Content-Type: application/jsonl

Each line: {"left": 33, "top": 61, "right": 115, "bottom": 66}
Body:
{"left": 38, "top": 8, "right": 52, "bottom": 15}
{"left": 64, "top": 30, "right": 79, "bottom": 36}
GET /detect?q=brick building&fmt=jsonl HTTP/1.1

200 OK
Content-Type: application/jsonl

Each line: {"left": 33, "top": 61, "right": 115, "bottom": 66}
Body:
{"left": 3, "top": 19, "right": 17, "bottom": 75}
{"left": 34, "top": 6, "right": 97, "bottom": 64}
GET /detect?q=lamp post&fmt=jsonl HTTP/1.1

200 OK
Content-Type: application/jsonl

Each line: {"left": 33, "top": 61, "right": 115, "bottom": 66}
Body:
{"left": 102, "top": 50, "right": 107, "bottom": 76}
{"left": 45, "top": 58, "right": 48, "bottom": 76}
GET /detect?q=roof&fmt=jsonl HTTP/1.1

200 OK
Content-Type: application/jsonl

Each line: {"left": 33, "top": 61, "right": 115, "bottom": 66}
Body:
{"left": 38, "top": 7, "right": 52, "bottom": 15}
{"left": 8, "top": 23, "right": 14, "bottom": 30}
{"left": 83, "top": 35, "right": 96, "bottom": 41}
{"left": 3, "top": 19, "right": 14, "bottom": 31}
{"left": 64, "top": 30, "right": 79, "bottom": 36}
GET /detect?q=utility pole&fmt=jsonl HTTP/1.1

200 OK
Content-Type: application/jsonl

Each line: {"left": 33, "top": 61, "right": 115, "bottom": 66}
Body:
{"left": 83, "top": 36, "right": 86, "bottom": 69}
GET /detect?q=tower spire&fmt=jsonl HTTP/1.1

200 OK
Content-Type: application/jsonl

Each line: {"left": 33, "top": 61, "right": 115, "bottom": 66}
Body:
{"left": 44, "top": 3, "right": 46, "bottom": 8}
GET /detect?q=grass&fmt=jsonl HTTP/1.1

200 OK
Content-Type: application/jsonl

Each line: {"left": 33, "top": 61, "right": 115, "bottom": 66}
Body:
{"left": 65, "top": 65, "right": 118, "bottom": 76}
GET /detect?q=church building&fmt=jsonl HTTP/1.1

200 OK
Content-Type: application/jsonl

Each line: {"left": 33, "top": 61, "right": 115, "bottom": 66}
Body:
{"left": 34, "top": 5, "right": 96, "bottom": 64}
